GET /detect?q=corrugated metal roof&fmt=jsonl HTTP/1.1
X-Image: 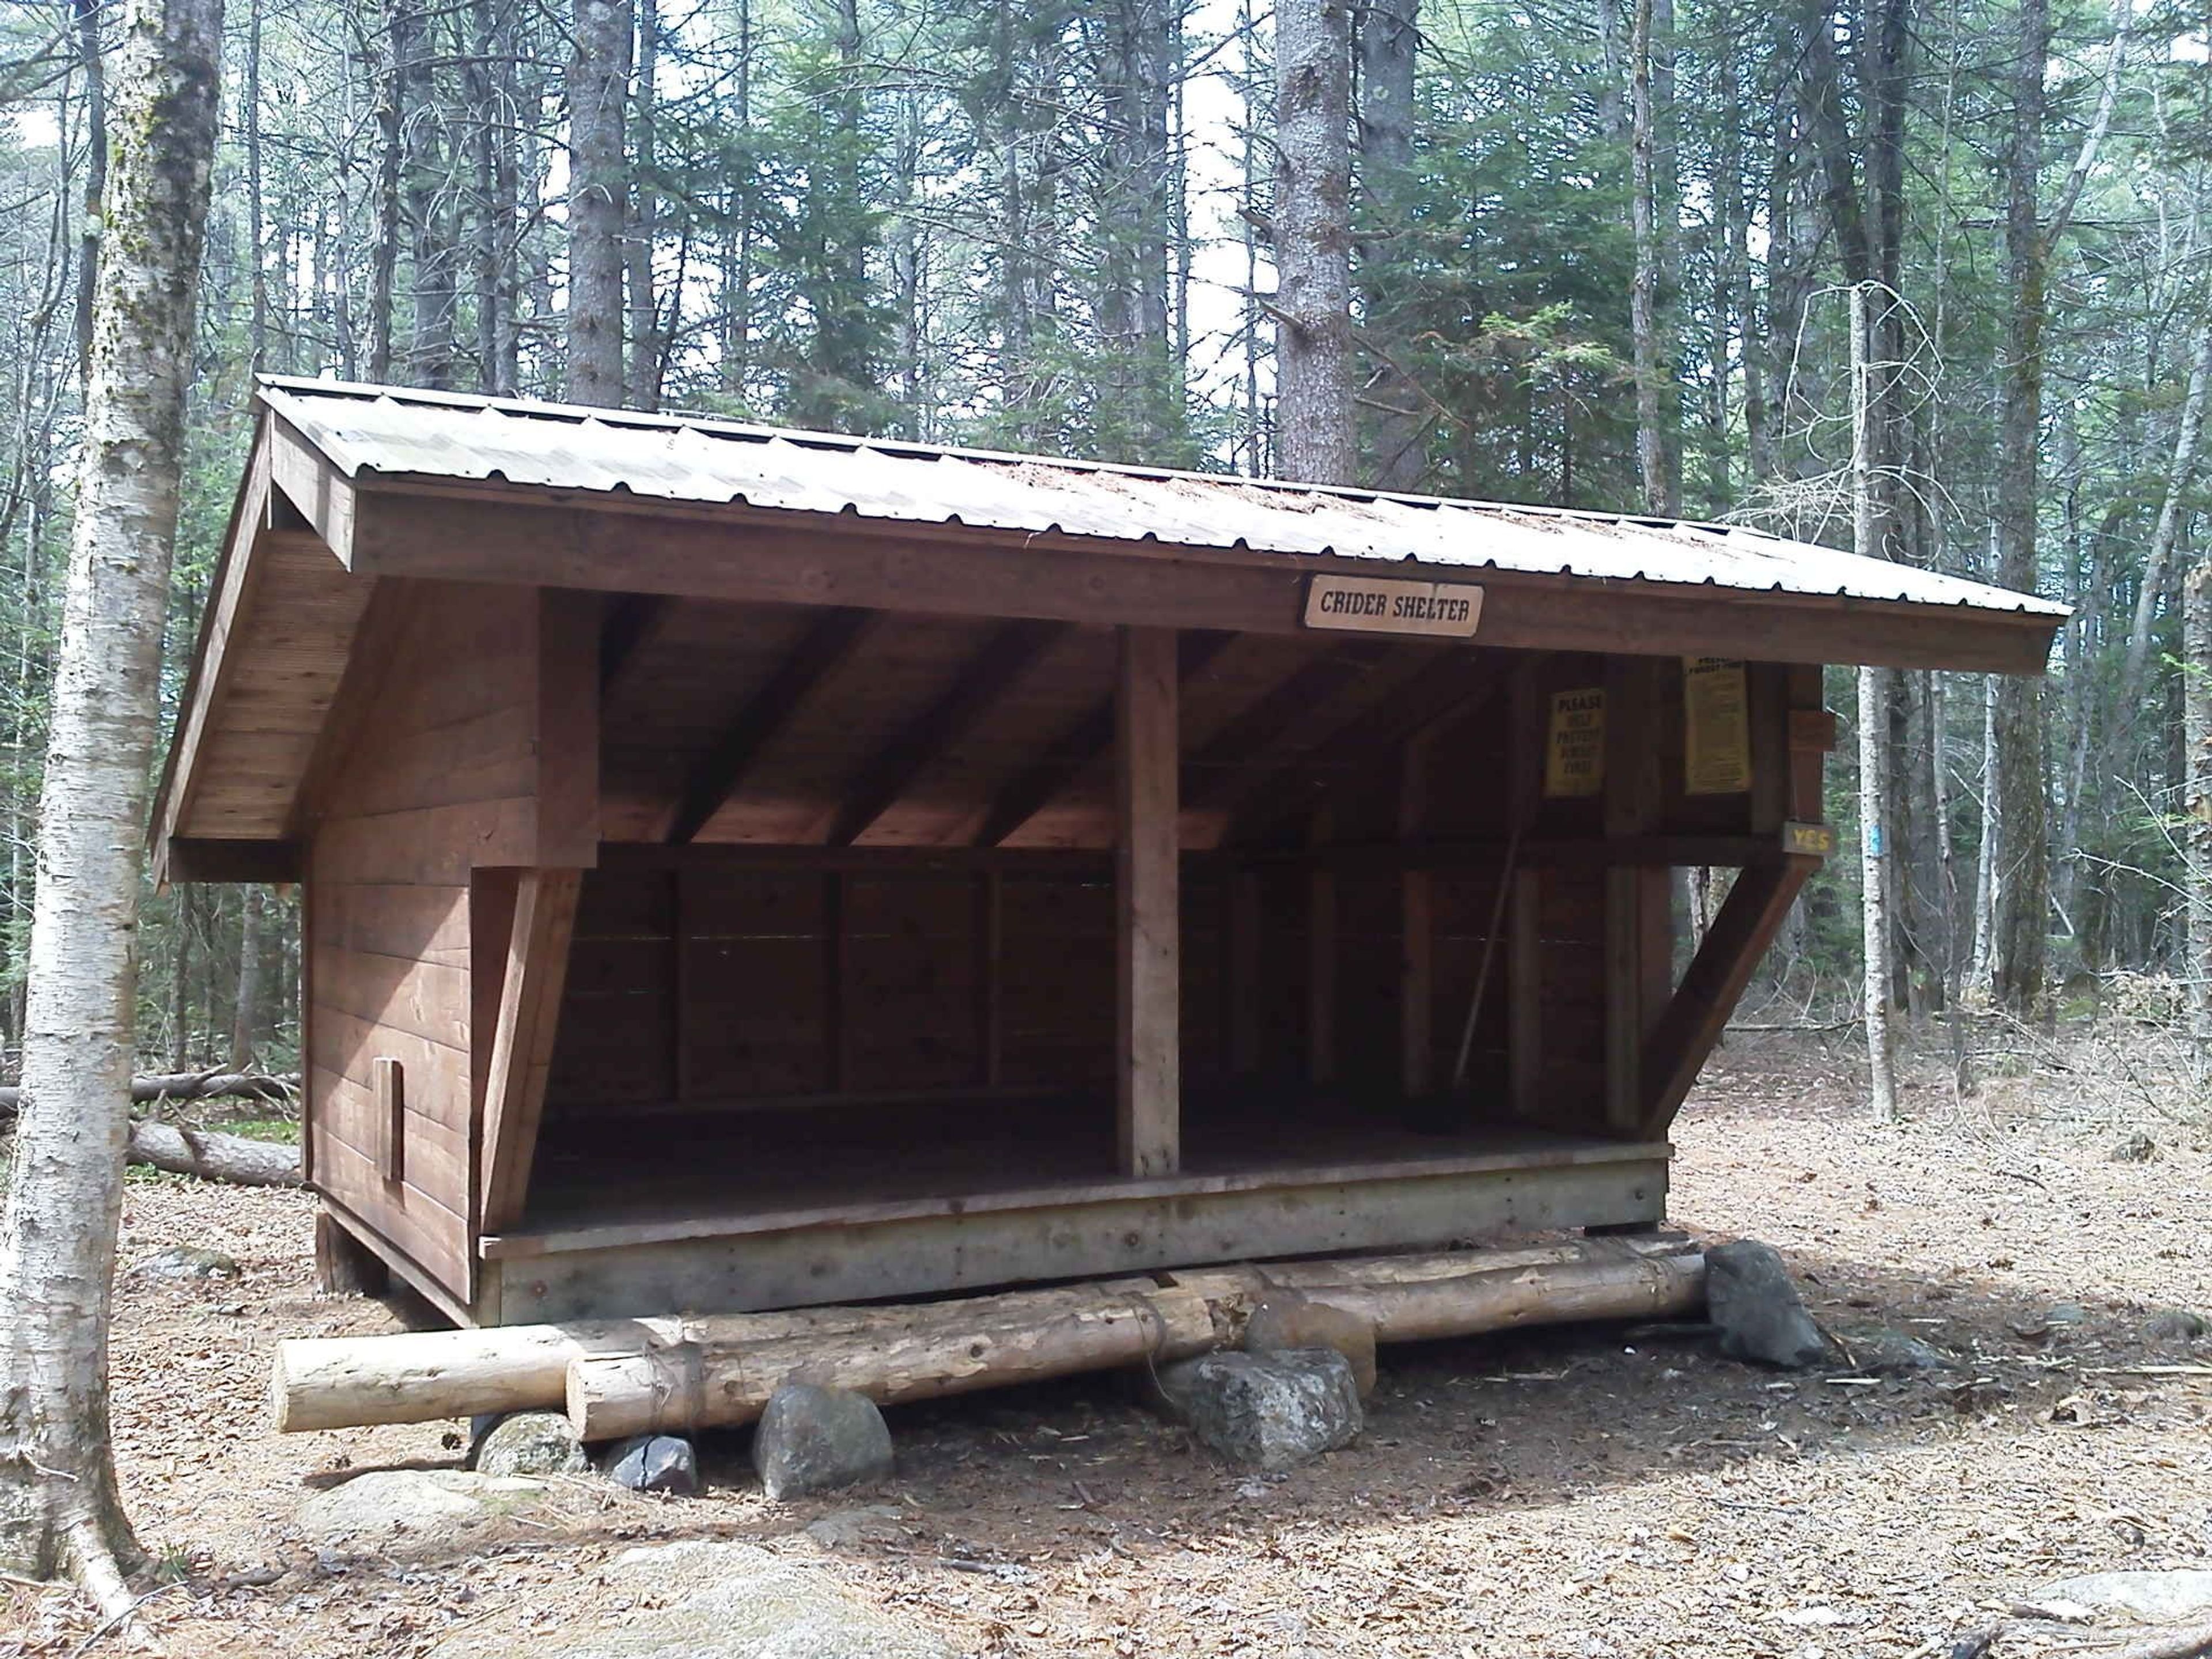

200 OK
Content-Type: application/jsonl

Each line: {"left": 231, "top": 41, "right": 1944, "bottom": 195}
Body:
{"left": 259, "top": 377, "right": 2066, "bottom": 619}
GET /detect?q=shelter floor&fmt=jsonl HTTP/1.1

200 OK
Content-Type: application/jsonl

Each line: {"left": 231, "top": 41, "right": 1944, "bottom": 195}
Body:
{"left": 506, "top": 1086, "right": 1650, "bottom": 1245}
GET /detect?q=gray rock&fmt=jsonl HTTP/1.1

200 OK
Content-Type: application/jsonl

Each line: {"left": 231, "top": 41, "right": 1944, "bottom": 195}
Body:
{"left": 604, "top": 1433, "right": 698, "bottom": 1495}
{"left": 804, "top": 1505, "right": 906, "bottom": 1551}
{"left": 426, "top": 1537, "right": 952, "bottom": 1658}
{"left": 1834, "top": 1324, "right": 1956, "bottom": 1374}
{"left": 1705, "top": 1239, "right": 1829, "bottom": 1369}
{"left": 472, "top": 1411, "right": 588, "bottom": 1477}
{"left": 2145, "top": 1308, "right": 2209, "bottom": 1344}
{"left": 753, "top": 1384, "right": 894, "bottom": 1501}
{"left": 130, "top": 1245, "right": 241, "bottom": 1281}
{"left": 2109, "top": 1131, "right": 2160, "bottom": 1163}
{"left": 1157, "top": 1348, "right": 1362, "bottom": 1470}
{"left": 1244, "top": 1296, "right": 1378, "bottom": 1399}
{"left": 298, "top": 1469, "right": 551, "bottom": 1541}
{"left": 2036, "top": 1571, "right": 2212, "bottom": 1622}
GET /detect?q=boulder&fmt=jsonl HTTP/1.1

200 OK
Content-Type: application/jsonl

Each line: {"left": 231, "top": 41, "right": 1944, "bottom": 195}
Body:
{"left": 1157, "top": 1349, "right": 1362, "bottom": 1470}
{"left": 426, "top": 1537, "right": 952, "bottom": 1658}
{"left": 298, "top": 1469, "right": 551, "bottom": 1541}
{"left": 1244, "top": 1296, "right": 1378, "bottom": 1398}
{"left": 2035, "top": 1571, "right": 2212, "bottom": 1622}
{"left": 604, "top": 1433, "right": 699, "bottom": 1496}
{"left": 1705, "top": 1240, "right": 1829, "bottom": 1369}
{"left": 753, "top": 1384, "right": 895, "bottom": 1501}
{"left": 130, "top": 1245, "right": 241, "bottom": 1281}
{"left": 472, "top": 1411, "right": 588, "bottom": 1478}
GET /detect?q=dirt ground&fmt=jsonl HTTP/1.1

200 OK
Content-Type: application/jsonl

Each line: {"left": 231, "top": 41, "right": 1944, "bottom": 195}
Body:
{"left": 5, "top": 1027, "right": 2210, "bottom": 1659}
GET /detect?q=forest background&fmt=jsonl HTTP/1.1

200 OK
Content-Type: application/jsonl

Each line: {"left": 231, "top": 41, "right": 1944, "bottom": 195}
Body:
{"left": 0, "top": 0, "right": 2207, "bottom": 1078}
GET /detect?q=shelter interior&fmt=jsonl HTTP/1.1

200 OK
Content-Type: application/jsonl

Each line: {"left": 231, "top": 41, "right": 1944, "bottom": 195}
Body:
{"left": 151, "top": 385, "right": 2061, "bottom": 1328}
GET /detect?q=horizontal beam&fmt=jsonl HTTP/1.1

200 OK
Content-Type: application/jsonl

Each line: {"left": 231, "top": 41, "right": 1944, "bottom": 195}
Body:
{"left": 162, "top": 837, "right": 304, "bottom": 883}
{"left": 346, "top": 487, "right": 2062, "bottom": 676}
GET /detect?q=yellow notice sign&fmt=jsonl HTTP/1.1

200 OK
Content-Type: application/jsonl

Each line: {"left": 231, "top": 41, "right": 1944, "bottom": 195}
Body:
{"left": 1544, "top": 687, "right": 1605, "bottom": 797}
{"left": 1683, "top": 657, "right": 1752, "bottom": 796}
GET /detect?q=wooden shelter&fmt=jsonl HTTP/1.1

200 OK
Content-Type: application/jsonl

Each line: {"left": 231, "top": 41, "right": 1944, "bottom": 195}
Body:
{"left": 152, "top": 380, "right": 2065, "bottom": 1328}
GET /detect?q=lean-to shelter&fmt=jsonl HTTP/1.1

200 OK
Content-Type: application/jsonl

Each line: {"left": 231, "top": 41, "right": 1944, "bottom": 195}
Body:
{"left": 151, "top": 378, "right": 2066, "bottom": 1327}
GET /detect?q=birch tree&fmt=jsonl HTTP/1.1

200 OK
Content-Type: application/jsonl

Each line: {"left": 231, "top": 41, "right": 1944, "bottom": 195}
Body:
{"left": 0, "top": 0, "right": 225, "bottom": 1609}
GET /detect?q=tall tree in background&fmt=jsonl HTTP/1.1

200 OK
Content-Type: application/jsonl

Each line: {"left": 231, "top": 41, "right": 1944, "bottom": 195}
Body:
{"left": 1273, "top": 0, "right": 1353, "bottom": 483}
{"left": 567, "top": 0, "right": 631, "bottom": 406}
{"left": 1357, "top": 0, "right": 1424, "bottom": 490}
{"left": 0, "top": 0, "right": 225, "bottom": 1608}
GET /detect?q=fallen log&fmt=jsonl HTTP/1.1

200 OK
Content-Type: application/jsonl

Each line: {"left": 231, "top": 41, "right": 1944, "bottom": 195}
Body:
{"left": 0, "top": 1068, "right": 296, "bottom": 1113}
{"left": 566, "top": 1281, "right": 1224, "bottom": 1440}
{"left": 1, "top": 1070, "right": 302, "bottom": 1187}
{"left": 271, "top": 1278, "right": 1199, "bottom": 1433}
{"left": 127, "top": 1120, "right": 301, "bottom": 1188}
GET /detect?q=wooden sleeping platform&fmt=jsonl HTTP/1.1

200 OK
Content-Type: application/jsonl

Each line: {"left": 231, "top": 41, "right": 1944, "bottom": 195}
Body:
{"left": 150, "top": 379, "right": 2063, "bottom": 1328}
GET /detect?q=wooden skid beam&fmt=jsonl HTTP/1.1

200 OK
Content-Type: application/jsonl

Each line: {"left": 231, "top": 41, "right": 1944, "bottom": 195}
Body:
{"left": 1116, "top": 626, "right": 1180, "bottom": 1178}
{"left": 664, "top": 606, "right": 873, "bottom": 844}
{"left": 827, "top": 620, "right": 1069, "bottom": 846}
{"left": 975, "top": 631, "right": 1230, "bottom": 847}
{"left": 476, "top": 869, "right": 584, "bottom": 1233}
{"left": 1639, "top": 854, "right": 1819, "bottom": 1138}
{"left": 480, "top": 1153, "right": 1672, "bottom": 1323}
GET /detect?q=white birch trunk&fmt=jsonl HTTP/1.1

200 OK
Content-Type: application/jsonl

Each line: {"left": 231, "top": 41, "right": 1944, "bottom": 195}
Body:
{"left": 1852, "top": 286, "right": 1897, "bottom": 1119}
{"left": 2184, "top": 566, "right": 2212, "bottom": 1050}
{"left": 0, "top": 0, "right": 225, "bottom": 1608}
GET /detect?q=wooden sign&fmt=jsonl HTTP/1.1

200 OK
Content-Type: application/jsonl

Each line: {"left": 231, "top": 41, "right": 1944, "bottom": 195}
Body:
{"left": 1544, "top": 687, "right": 1605, "bottom": 797}
{"left": 1682, "top": 657, "right": 1752, "bottom": 796}
{"left": 1304, "top": 574, "right": 1483, "bottom": 638}
{"left": 1782, "top": 820, "right": 1838, "bottom": 857}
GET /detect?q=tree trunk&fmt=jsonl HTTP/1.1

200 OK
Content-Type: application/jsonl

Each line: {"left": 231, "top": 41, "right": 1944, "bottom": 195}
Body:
{"left": 1356, "top": 0, "right": 1423, "bottom": 491}
{"left": 2187, "top": 564, "right": 2212, "bottom": 1047}
{"left": 0, "top": 0, "right": 225, "bottom": 1608}
{"left": 1273, "top": 0, "right": 1354, "bottom": 485}
{"left": 624, "top": 0, "right": 661, "bottom": 411}
{"left": 1628, "top": 0, "right": 1677, "bottom": 514}
{"left": 245, "top": 0, "right": 269, "bottom": 372}
{"left": 230, "top": 886, "right": 264, "bottom": 1065}
{"left": 1853, "top": 286, "right": 1897, "bottom": 1119}
{"left": 2118, "top": 316, "right": 2212, "bottom": 719}
{"left": 71, "top": 0, "right": 107, "bottom": 380}
{"left": 566, "top": 0, "right": 631, "bottom": 406}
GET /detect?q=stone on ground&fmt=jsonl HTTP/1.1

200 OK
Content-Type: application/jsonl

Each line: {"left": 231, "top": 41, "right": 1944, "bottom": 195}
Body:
{"left": 130, "top": 1244, "right": 241, "bottom": 1281}
{"left": 604, "top": 1432, "right": 699, "bottom": 1495}
{"left": 1705, "top": 1239, "right": 1830, "bottom": 1369}
{"left": 426, "top": 1538, "right": 952, "bottom": 1658}
{"left": 804, "top": 1505, "right": 907, "bottom": 1551}
{"left": 1831, "top": 1324, "right": 1955, "bottom": 1374}
{"left": 1157, "top": 1348, "right": 1362, "bottom": 1470}
{"left": 2036, "top": 1570, "right": 2212, "bottom": 1622}
{"left": 472, "top": 1410, "right": 589, "bottom": 1477}
{"left": 298, "top": 1469, "right": 551, "bottom": 1541}
{"left": 2109, "top": 1130, "right": 2159, "bottom": 1162}
{"left": 753, "top": 1382, "right": 895, "bottom": 1501}
{"left": 1244, "top": 1295, "right": 1378, "bottom": 1398}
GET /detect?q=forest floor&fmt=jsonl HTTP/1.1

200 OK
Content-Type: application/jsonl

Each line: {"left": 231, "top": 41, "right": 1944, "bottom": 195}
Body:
{"left": 5, "top": 1019, "right": 2211, "bottom": 1659}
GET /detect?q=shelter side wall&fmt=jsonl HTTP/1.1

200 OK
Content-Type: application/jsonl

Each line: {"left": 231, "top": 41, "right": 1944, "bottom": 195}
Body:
{"left": 304, "top": 580, "right": 596, "bottom": 1302}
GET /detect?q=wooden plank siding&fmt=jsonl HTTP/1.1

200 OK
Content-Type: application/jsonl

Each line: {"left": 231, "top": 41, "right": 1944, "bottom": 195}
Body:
{"left": 301, "top": 581, "right": 600, "bottom": 1304}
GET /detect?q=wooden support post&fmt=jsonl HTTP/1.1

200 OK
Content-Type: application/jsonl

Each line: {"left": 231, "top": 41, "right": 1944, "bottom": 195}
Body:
{"left": 1308, "top": 806, "right": 1336, "bottom": 1087}
{"left": 975, "top": 872, "right": 1003, "bottom": 1087}
{"left": 671, "top": 867, "right": 692, "bottom": 1103}
{"left": 313, "top": 1209, "right": 389, "bottom": 1297}
{"left": 1603, "top": 657, "right": 1668, "bottom": 1136}
{"left": 476, "top": 868, "right": 584, "bottom": 1234}
{"left": 1639, "top": 855, "right": 1819, "bottom": 1138}
{"left": 1507, "top": 662, "right": 1542, "bottom": 1118}
{"left": 1116, "top": 626, "right": 1180, "bottom": 1178}
{"left": 1400, "top": 733, "right": 1434, "bottom": 1096}
{"left": 1228, "top": 869, "right": 1261, "bottom": 1076}
{"left": 826, "top": 872, "right": 849, "bottom": 1093}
